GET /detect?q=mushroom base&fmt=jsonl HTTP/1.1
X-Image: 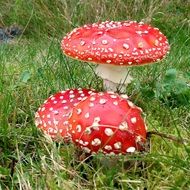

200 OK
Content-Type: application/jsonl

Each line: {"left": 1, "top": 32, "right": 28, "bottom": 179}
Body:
{"left": 95, "top": 64, "right": 133, "bottom": 92}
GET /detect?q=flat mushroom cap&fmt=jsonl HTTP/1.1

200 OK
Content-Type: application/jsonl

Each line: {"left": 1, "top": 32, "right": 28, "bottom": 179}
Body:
{"left": 61, "top": 20, "right": 170, "bottom": 66}
{"left": 35, "top": 88, "right": 95, "bottom": 140}
{"left": 68, "top": 92, "right": 147, "bottom": 155}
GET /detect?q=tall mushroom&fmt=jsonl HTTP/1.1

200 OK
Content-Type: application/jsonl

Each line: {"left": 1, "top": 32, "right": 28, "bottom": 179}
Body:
{"left": 35, "top": 88, "right": 95, "bottom": 140}
{"left": 61, "top": 20, "right": 170, "bottom": 92}
{"left": 68, "top": 91, "right": 147, "bottom": 155}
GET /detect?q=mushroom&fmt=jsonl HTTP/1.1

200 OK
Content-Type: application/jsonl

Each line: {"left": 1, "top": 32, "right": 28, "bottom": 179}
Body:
{"left": 35, "top": 88, "right": 95, "bottom": 140}
{"left": 68, "top": 91, "right": 147, "bottom": 155}
{"left": 61, "top": 20, "right": 170, "bottom": 92}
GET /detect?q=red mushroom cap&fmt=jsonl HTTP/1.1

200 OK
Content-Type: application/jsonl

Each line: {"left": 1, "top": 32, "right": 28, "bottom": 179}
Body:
{"left": 68, "top": 92, "right": 147, "bottom": 155}
{"left": 35, "top": 88, "right": 96, "bottom": 140}
{"left": 61, "top": 20, "right": 170, "bottom": 66}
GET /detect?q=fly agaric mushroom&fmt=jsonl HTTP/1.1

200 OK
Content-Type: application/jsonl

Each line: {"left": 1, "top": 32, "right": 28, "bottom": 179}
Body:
{"left": 68, "top": 91, "right": 147, "bottom": 155}
{"left": 35, "top": 88, "right": 95, "bottom": 140}
{"left": 61, "top": 20, "right": 170, "bottom": 92}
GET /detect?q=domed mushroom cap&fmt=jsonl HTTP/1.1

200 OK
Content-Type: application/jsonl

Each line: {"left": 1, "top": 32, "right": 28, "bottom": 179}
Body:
{"left": 61, "top": 20, "right": 170, "bottom": 66}
{"left": 68, "top": 92, "right": 147, "bottom": 155}
{"left": 35, "top": 88, "right": 95, "bottom": 140}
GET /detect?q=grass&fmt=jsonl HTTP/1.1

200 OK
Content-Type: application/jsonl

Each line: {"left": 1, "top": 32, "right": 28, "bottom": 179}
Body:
{"left": 0, "top": 0, "right": 190, "bottom": 189}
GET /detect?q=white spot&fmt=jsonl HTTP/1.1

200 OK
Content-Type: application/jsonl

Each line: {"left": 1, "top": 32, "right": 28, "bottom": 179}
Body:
{"left": 62, "top": 100, "right": 67, "bottom": 103}
{"left": 91, "top": 138, "right": 101, "bottom": 146}
{"left": 97, "top": 31, "right": 103, "bottom": 35}
{"left": 53, "top": 110, "right": 59, "bottom": 115}
{"left": 113, "top": 53, "right": 117, "bottom": 58}
{"left": 90, "top": 96, "right": 96, "bottom": 101}
{"left": 83, "top": 141, "right": 89, "bottom": 146}
{"left": 85, "top": 112, "right": 90, "bottom": 118}
{"left": 120, "top": 94, "right": 128, "bottom": 99}
{"left": 105, "top": 128, "right": 114, "bottom": 136}
{"left": 63, "top": 106, "right": 69, "bottom": 110}
{"left": 50, "top": 97, "right": 55, "bottom": 100}
{"left": 131, "top": 117, "right": 137, "bottom": 124}
{"left": 92, "top": 117, "right": 101, "bottom": 130}
{"left": 114, "top": 142, "right": 121, "bottom": 149}
{"left": 159, "top": 37, "right": 163, "bottom": 41}
{"left": 59, "top": 96, "right": 64, "bottom": 99}
{"left": 47, "top": 114, "right": 51, "bottom": 118}
{"left": 49, "top": 107, "right": 53, "bottom": 111}
{"left": 69, "top": 94, "right": 75, "bottom": 98}
{"left": 126, "top": 147, "right": 136, "bottom": 153}
{"left": 89, "top": 102, "right": 94, "bottom": 107}
{"left": 77, "top": 97, "right": 83, "bottom": 101}
{"left": 138, "top": 42, "right": 143, "bottom": 49}
{"left": 53, "top": 119, "right": 59, "bottom": 125}
{"left": 106, "top": 60, "right": 112, "bottom": 63}
{"left": 136, "top": 31, "right": 142, "bottom": 35}
{"left": 119, "top": 121, "right": 128, "bottom": 131}
{"left": 123, "top": 43, "right": 129, "bottom": 50}
{"left": 99, "top": 99, "right": 107, "bottom": 104}
{"left": 139, "top": 21, "right": 144, "bottom": 25}
{"left": 80, "top": 40, "right": 86, "bottom": 46}
{"left": 110, "top": 95, "right": 117, "bottom": 99}
{"left": 108, "top": 48, "right": 113, "bottom": 52}
{"left": 102, "top": 40, "right": 108, "bottom": 45}
{"left": 113, "top": 101, "right": 118, "bottom": 106}
{"left": 41, "top": 107, "right": 45, "bottom": 112}
{"left": 154, "top": 39, "right": 159, "bottom": 46}
{"left": 53, "top": 101, "right": 57, "bottom": 104}
{"left": 104, "top": 145, "right": 112, "bottom": 151}
{"left": 78, "top": 90, "right": 83, "bottom": 94}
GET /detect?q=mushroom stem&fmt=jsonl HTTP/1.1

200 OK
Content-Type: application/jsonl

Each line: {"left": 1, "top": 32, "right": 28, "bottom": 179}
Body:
{"left": 95, "top": 64, "right": 133, "bottom": 92}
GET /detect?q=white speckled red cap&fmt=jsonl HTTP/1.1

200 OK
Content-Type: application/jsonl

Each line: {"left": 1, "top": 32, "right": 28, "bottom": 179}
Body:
{"left": 61, "top": 20, "right": 170, "bottom": 66}
{"left": 35, "top": 88, "right": 96, "bottom": 140}
{"left": 68, "top": 91, "right": 147, "bottom": 155}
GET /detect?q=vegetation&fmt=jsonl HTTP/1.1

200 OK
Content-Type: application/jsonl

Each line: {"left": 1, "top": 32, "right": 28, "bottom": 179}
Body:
{"left": 0, "top": 0, "right": 189, "bottom": 189}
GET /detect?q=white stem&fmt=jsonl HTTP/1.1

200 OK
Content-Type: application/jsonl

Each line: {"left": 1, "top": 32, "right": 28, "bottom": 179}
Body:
{"left": 95, "top": 64, "right": 133, "bottom": 92}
